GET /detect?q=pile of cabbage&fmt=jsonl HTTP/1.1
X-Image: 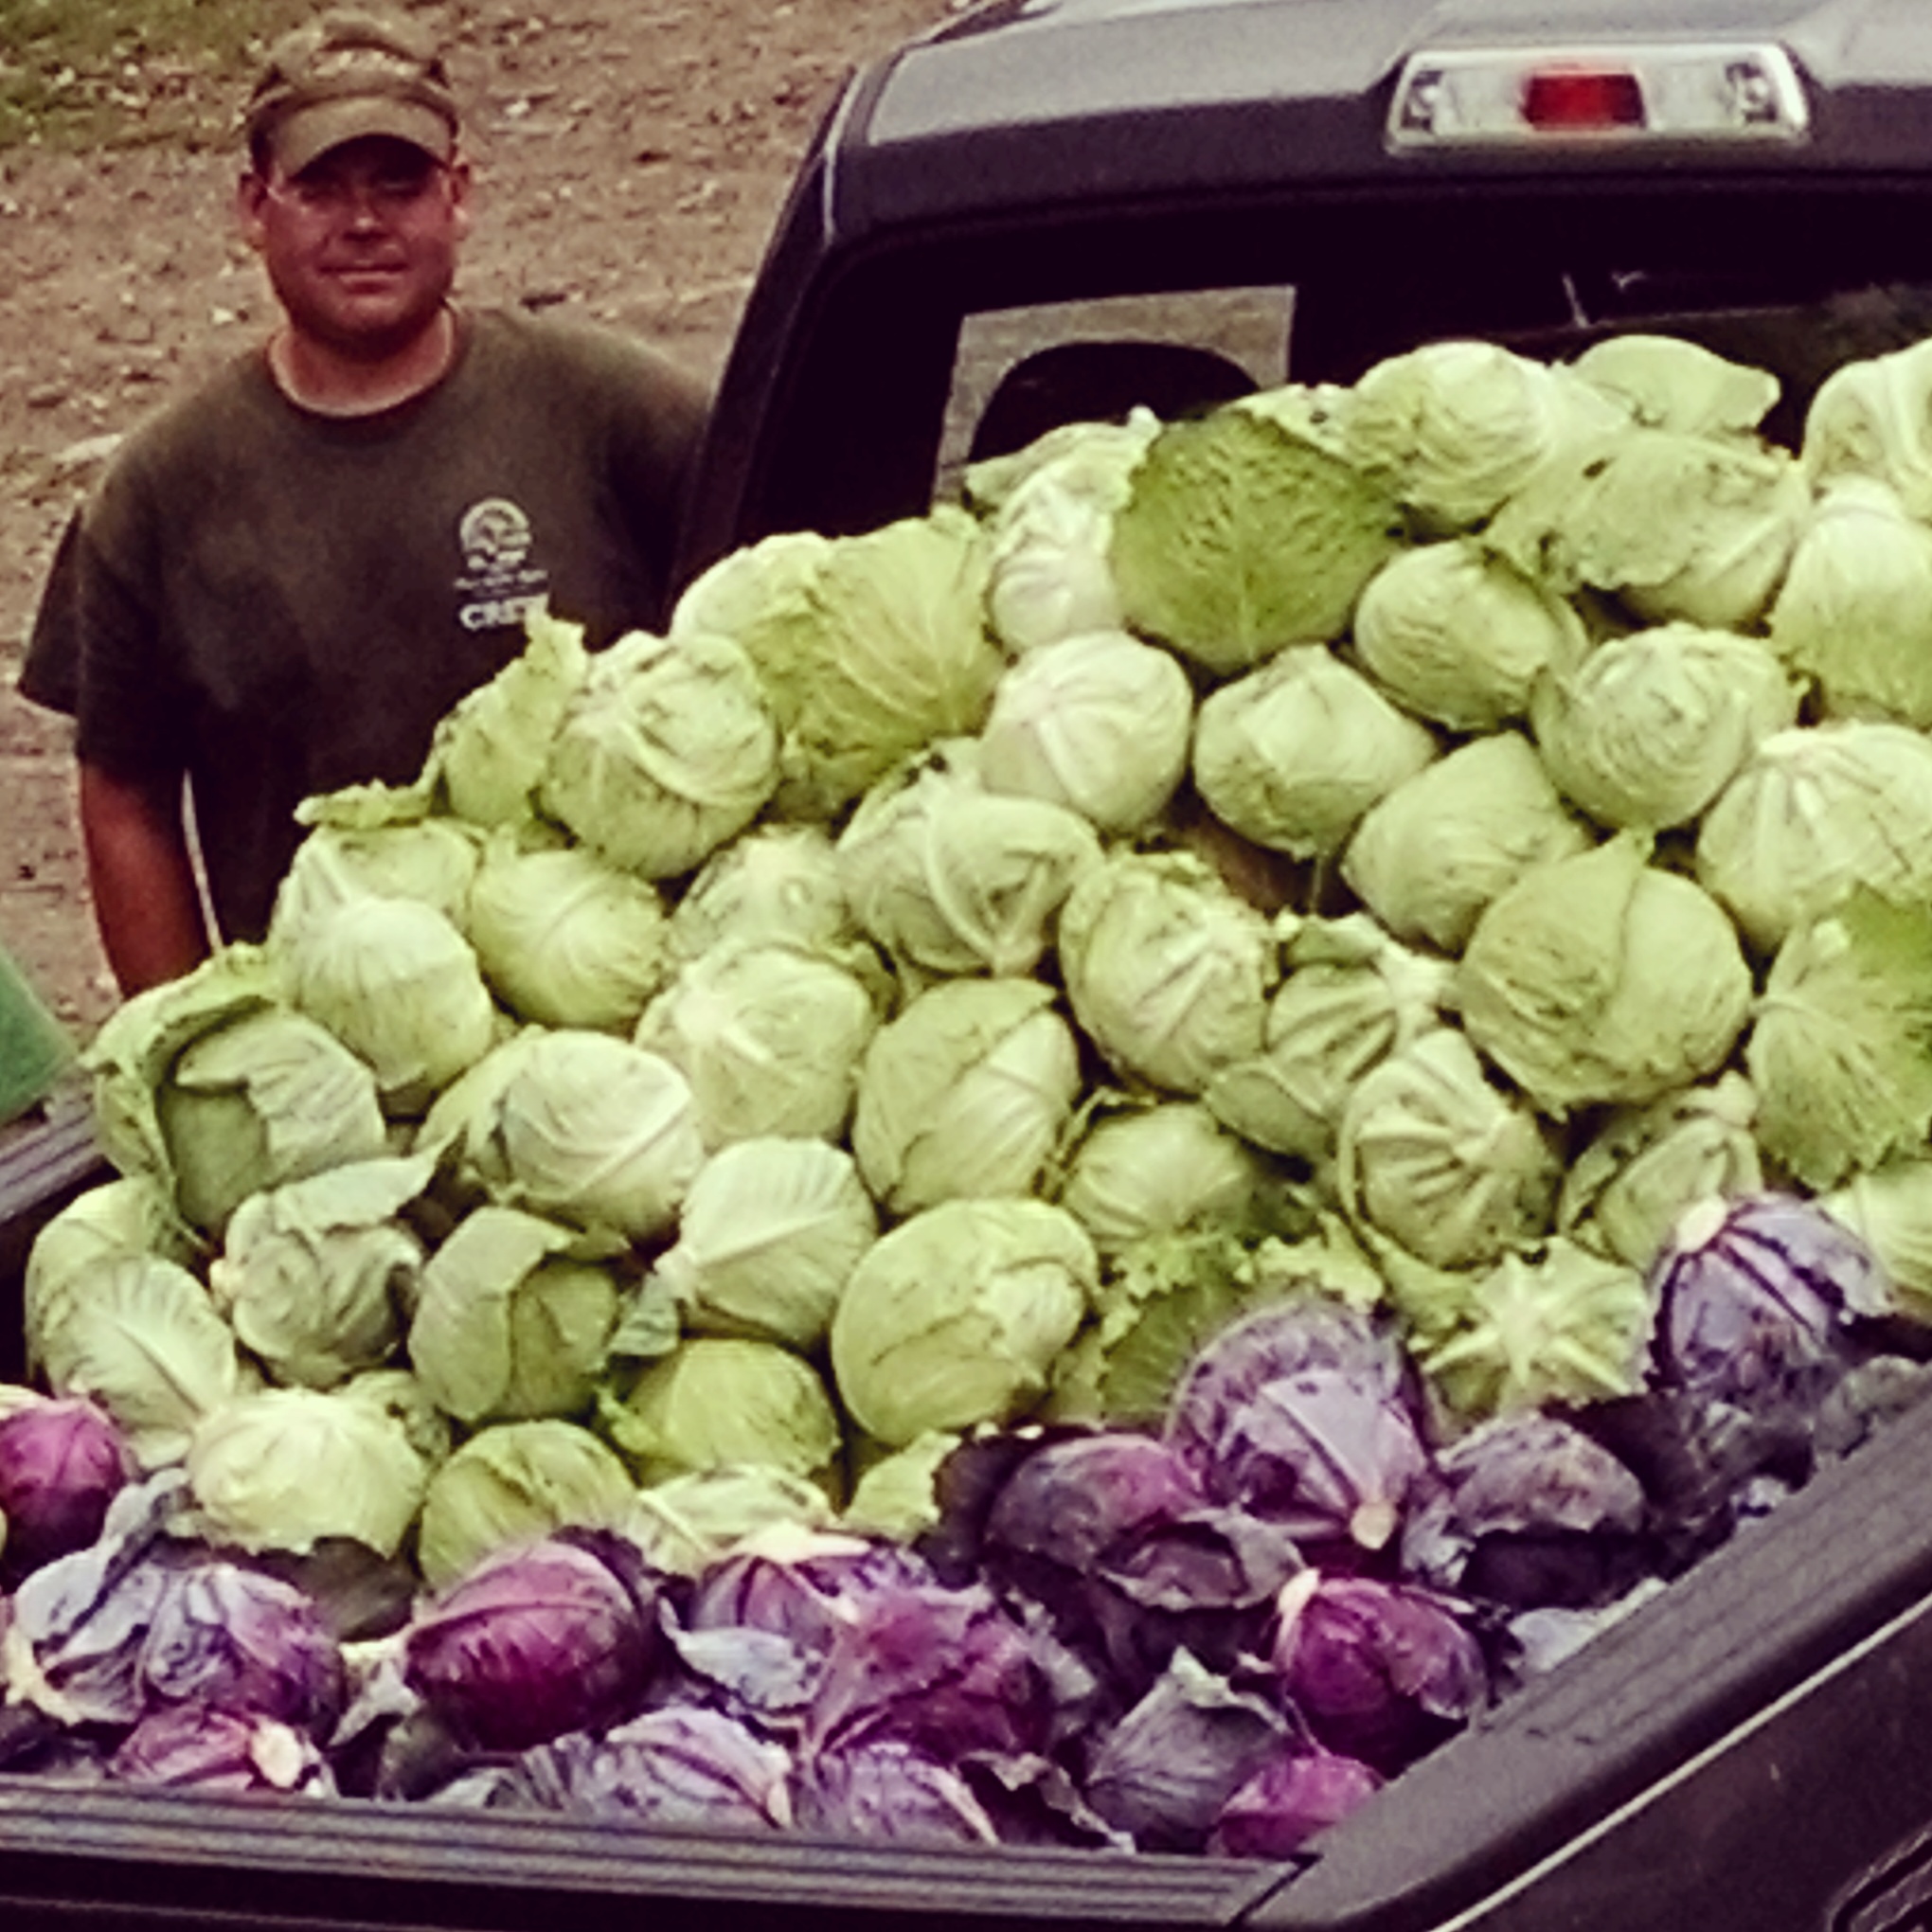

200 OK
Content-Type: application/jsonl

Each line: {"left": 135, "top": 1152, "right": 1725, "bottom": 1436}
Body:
{"left": 19, "top": 327, "right": 1932, "bottom": 1854}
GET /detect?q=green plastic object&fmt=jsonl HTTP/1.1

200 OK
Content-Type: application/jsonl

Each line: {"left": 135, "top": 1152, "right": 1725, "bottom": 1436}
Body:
{"left": 0, "top": 944, "right": 74, "bottom": 1127}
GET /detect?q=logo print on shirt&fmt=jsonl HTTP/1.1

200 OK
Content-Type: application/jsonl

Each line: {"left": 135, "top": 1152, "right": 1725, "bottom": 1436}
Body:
{"left": 455, "top": 495, "right": 550, "bottom": 632}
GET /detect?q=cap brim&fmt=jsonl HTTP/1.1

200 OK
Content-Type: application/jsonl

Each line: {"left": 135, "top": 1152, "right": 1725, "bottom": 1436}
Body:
{"left": 269, "top": 97, "right": 455, "bottom": 176}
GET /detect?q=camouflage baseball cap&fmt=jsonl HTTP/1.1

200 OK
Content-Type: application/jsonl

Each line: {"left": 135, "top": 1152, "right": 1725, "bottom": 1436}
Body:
{"left": 244, "top": 8, "right": 459, "bottom": 174}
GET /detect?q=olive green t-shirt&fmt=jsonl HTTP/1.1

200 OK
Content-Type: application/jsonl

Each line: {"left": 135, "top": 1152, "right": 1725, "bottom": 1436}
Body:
{"left": 20, "top": 307, "right": 707, "bottom": 942}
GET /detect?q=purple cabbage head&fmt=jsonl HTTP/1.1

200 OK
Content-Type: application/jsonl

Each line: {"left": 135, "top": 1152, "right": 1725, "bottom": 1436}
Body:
{"left": 1402, "top": 1411, "right": 1650, "bottom": 1610}
{"left": 110, "top": 1705, "right": 335, "bottom": 1795}
{"left": 978, "top": 1430, "right": 1301, "bottom": 1692}
{"left": 805, "top": 1581, "right": 1058, "bottom": 1763}
{"left": 1262, "top": 1571, "right": 1487, "bottom": 1775}
{"left": 0, "top": 1396, "right": 133, "bottom": 1583}
{"left": 139, "top": 1564, "right": 345, "bottom": 1731}
{"left": 1164, "top": 1306, "right": 1435, "bottom": 1561}
{"left": 510, "top": 1707, "right": 794, "bottom": 1831}
{"left": 1082, "top": 1649, "right": 1292, "bottom": 1852}
{"left": 1167, "top": 1303, "right": 1414, "bottom": 1470}
{"left": 1208, "top": 1745, "right": 1384, "bottom": 1860}
{"left": 796, "top": 1740, "right": 1000, "bottom": 1846}
{"left": 403, "top": 1537, "right": 661, "bottom": 1752}
{"left": 1651, "top": 1194, "right": 1884, "bottom": 1419}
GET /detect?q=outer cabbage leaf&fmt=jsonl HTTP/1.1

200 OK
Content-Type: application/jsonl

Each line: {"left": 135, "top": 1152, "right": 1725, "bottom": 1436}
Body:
{"left": 429, "top": 605, "right": 589, "bottom": 829}
{"left": 1110, "top": 407, "right": 1406, "bottom": 675}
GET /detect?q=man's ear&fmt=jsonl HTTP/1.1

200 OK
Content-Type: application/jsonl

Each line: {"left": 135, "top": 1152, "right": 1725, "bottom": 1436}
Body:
{"left": 235, "top": 169, "right": 270, "bottom": 253}
{"left": 447, "top": 155, "right": 475, "bottom": 243}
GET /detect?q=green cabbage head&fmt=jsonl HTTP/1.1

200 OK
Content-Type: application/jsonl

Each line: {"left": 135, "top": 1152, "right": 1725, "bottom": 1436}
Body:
{"left": 1746, "top": 889, "right": 1932, "bottom": 1190}
{"left": 35, "top": 1252, "right": 247, "bottom": 1467}
{"left": 1458, "top": 832, "right": 1752, "bottom": 1117}
{"left": 1351, "top": 538, "right": 1584, "bottom": 732}
{"left": 1530, "top": 623, "right": 1801, "bottom": 831}
{"left": 1342, "top": 339, "right": 1624, "bottom": 530}
{"left": 668, "top": 824, "right": 856, "bottom": 965}
{"left": 635, "top": 940, "right": 880, "bottom": 1148}
{"left": 416, "top": 1419, "right": 638, "bottom": 1589}
{"left": 1192, "top": 645, "right": 1438, "bottom": 860}
{"left": 1058, "top": 850, "right": 1279, "bottom": 1094}
{"left": 600, "top": 1338, "right": 844, "bottom": 1493}
{"left": 1417, "top": 1240, "right": 1655, "bottom": 1418}
{"left": 284, "top": 894, "right": 499, "bottom": 1112}
{"left": 1204, "top": 914, "right": 1453, "bottom": 1159}
{"left": 1770, "top": 478, "right": 1932, "bottom": 729}
{"left": 1055, "top": 1100, "right": 1267, "bottom": 1256}
{"left": 851, "top": 977, "right": 1082, "bottom": 1219}
{"left": 474, "top": 1029, "right": 705, "bottom": 1240}
{"left": 976, "top": 629, "right": 1195, "bottom": 837}
{"left": 671, "top": 510, "right": 1004, "bottom": 819}
{"left": 831, "top": 1198, "right": 1097, "bottom": 1446}
{"left": 1557, "top": 1074, "right": 1763, "bottom": 1272}
{"left": 1695, "top": 722, "right": 1932, "bottom": 953}
{"left": 465, "top": 835, "right": 672, "bottom": 1033}
{"left": 1800, "top": 335, "right": 1932, "bottom": 518}
{"left": 656, "top": 1137, "right": 877, "bottom": 1350}
{"left": 538, "top": 628, "right": 779, "bottom": 879}
{"left": 835, "top": 740, "right": 1102, "bottom": 977}
{"left": 1336, "top": 1028, "right": 1560, "bottom": 1272}
{"left": 208, "top": 1154, "right": 434, "bottom": 1388}
{"left": 186, "top": 1386, "right": 430, "bottom": 1557}
{"left": 1342, "top": 732, "right": 1591, "bottom": 955}
{"left": 408, "top": 1205, "right": 621, "bottom": 1424}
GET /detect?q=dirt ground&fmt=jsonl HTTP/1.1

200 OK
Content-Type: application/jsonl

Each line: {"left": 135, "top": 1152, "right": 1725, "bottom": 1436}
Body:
{"left": 0, "top": 0, "right": 949, "bottom": 1038}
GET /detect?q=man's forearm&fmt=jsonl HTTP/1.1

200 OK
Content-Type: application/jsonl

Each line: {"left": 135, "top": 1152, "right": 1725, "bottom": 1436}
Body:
{"left": 78, "top": 761, "right": 211, "bottom": 995}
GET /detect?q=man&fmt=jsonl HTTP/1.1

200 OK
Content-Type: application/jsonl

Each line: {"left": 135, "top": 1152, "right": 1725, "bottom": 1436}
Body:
{"left": 18, "top": 8, "right": 709, "bottom": 994}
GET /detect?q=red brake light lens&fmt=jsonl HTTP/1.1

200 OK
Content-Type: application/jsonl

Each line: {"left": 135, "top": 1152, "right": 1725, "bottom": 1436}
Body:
{"left": 1521, "top": 68, "right": 1646, "bottom": 132}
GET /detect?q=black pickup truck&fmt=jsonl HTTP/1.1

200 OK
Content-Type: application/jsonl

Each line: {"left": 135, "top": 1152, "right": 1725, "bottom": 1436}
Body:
{"left": 9, "top": 0, "right": 1932, "bottom": 1925}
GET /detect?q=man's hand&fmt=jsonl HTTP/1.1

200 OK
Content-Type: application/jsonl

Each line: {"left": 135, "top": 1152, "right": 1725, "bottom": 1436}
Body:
{"left": 79, "top": 761, "right": 211, "bottom": 995}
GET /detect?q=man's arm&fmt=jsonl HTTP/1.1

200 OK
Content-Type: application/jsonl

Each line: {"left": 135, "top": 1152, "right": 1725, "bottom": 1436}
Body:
{"left": 79, "top": 760, "right": 210, "bottom": 995}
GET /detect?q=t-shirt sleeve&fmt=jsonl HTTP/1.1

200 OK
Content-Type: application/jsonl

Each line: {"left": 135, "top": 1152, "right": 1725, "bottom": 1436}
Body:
{"left": 41, "top": 463, "right": 192, "bottom": 787}
{"left": 17, "top": 511, "right": 84, "bottom": 716}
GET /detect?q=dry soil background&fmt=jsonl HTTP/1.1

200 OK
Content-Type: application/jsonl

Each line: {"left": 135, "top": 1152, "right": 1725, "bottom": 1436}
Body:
{"left": 0, "top": 0, "right": 948, "bottom": 1037}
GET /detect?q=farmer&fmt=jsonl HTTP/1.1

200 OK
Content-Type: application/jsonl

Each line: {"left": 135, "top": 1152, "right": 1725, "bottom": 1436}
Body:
{"left": 17, "top": 7, "right": 708, "bottom": 994}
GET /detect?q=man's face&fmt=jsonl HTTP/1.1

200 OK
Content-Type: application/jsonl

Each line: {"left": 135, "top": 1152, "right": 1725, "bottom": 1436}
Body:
{"left": 238, "top": 134, "right": 471, "bottom": 358}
